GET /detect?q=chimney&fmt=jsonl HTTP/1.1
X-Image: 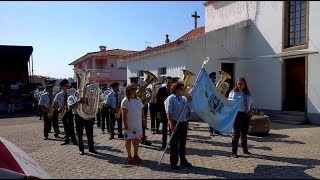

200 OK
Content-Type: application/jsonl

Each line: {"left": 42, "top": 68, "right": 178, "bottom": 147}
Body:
{"left": 165, "top": 34, "right": 170, "bottom": 44}
{"left": 99, "top": 45, "right": 107, "bottom": 52}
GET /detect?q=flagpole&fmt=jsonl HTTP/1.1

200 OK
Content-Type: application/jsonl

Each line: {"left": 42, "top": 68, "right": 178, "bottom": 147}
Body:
{"left": 158, "top": 103, "right": 187, "bottom": 166}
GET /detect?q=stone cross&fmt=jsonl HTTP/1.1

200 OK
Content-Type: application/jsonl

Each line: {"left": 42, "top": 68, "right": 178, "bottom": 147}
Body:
{"left": 192, "top": 11, "right": 200, "bottom": 29}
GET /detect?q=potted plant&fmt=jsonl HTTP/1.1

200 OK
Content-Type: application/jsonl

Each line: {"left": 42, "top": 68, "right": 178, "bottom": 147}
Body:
{"left": 248, "top": 108, "right": 271, "bottom": 136}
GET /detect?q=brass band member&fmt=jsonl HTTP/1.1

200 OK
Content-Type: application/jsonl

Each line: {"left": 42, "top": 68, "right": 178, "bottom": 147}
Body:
{"left": 101, "top": 86, "right": 110, "bottom": 134}
{"left": 208, "top": 72, "right": 222, "bottom": 136}
{"left": 149, "top": 83, "right": 161, "bottom": 134}
{"left": 68, "top": 90, "right": 97, "bottom": 155}
{"left": 156, "top": 76, "right": 173, "bottom": 149}
{"left": 54, "top": 79, "right": 77, "bottom": 145}
{"left": 106, "top": 82, "right": 124, "bottom": 140}
{"left": 38, "top": 83, "right": 56, "bottom": 140}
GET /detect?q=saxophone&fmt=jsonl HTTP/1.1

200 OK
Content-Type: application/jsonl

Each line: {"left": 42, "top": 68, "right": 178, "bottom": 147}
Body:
{"left": 58, "top": 102, "right": 68, "bottom": 120}
{"left": 74, "top": 68, "right": 100, "bottom": 120}
{"left": 47, "top": 98, "right": 57, "bottom": 119}
{"left": 181, "top": 69, "right": 195, "bottom": 99}
{"left": 115, "top": 92, "right": 122, "bottom": 119}
{"left": 136, "top": 71, "right": 158, "bottom": 107}
{"left": 216, "top": 70, "right": 231, "bottom": 96}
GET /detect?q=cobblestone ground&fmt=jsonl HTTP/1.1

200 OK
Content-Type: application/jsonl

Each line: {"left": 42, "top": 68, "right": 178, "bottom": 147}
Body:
{"left": 1, "top": 114, "right": 320, "bottom": 179}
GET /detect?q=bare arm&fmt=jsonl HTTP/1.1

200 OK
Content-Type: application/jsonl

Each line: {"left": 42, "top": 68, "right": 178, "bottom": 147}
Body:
{"left": 122, "top": 108, "right": 128, "bottom": 130}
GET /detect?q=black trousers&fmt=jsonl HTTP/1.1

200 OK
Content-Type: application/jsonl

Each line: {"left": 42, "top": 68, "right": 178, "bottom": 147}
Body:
{"left": 209, "top": 127, "right": 221, "bottom": 134}
{"left": 43, "top": 112, "right": 51, "bottom": 138}
{"left": 62, "top": 111, "right": 77, "bottom": 143}
{"left": 109, "top": 111, "right": 123, "bottom": 136}
{"left": 161, "top": 111, "right": 169, "bottom": 146}
{"left": 51, "top": 110, "right": 60, "bottom": 135}
{"left": 232, "top": 112, "right": 250, "bottom": 154}
{"left": 101, "top": 107, "right": 110, "bottom": 132}
{"left": 170, "top": 121, "right": 188, "bottom": 166}
{"left": 96, "top": 109, "right": 101, "bottom": 127}
{"left": 149, "top": 103, "right": 160, "bottom": 131}
{"left": 75, "top": 115, "right": 95, "bottom": 152}
{"left": 141, "top": 104, "right": 148, "bottom": 141}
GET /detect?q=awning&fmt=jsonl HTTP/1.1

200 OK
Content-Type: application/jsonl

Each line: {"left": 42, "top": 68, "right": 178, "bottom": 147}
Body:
{"left": 215, "top": 50, "right": 319, "bottom": 62}
{"left": 254, "top": 50, "right": 319, "bottom": 58}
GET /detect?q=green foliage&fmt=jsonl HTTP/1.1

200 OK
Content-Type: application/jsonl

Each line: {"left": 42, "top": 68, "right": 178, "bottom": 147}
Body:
{"left": 252, "top": 108, "right": 265, "bottom": 116}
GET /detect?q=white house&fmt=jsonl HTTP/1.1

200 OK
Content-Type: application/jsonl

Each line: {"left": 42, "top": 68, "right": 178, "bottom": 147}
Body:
{"left": 122, "top": 1, "right": 320, "bottom": 125}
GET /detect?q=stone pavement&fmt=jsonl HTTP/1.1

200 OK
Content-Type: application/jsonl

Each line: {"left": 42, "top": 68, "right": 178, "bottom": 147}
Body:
{"left": 1, "top": 115, "right": 320, "bottom": 179}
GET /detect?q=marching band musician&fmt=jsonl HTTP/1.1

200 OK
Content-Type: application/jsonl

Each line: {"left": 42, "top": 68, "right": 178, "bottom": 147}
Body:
{"left": 156, "top": 76, "right": 173, "bottom": 149}
{"left": 96, "top": 87, "right": 103, "bottom": 128}
{"left": 54, "top": 79, "right": 77, "bottom": 146}
{"left": 38, "top": 83, "right": 57, "bottom": 140}
{"left": 208, "top": 72, "right": 222, "bottom": 136}
{"left": 172, "top": 77, "right": 180, "bottom": 83}
{"left": 68, "top": 88, "right": 97, "bottom": 155}
{"left": 228, "top": 77, "right": 253, "bottom": 158}
{"left": 34, "top": 86, "right": 45, "bottom": 120}
{"left": 149, "top": 83, "right": 161, "bottom": 134}
{"left": 101, "top": 86, "right": 110, "bottom": 134}
{"left": 130, "top": 77, "right": 152, "bottom": 146}
{"left": 106, "top": 82, "right": 124, "bottom": 140}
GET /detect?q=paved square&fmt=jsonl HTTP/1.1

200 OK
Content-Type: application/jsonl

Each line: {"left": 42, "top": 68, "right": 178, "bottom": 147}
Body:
{"left": 1, "top": 115, "right": 320, "bottom": 179}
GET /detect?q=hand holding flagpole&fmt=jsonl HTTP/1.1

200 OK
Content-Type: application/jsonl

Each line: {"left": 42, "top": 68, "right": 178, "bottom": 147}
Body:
{"left": 158, "top": 103, "right": 187, "bottom": 166}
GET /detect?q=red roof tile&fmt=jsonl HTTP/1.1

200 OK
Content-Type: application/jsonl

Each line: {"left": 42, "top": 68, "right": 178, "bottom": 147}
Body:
{"left": 204, "top": 1, "right": 215, "bottom": 6}
{"left": 122, "top": 27, "right": 205, "bottom": 60}
{"left": 69, "top": 49, "right": 136, "bottom": 65}
{"left": 177, "top": 26, "right": 205, "bottom": 41}
{"left": 122, "top": 41, "right": 182, "bottom": 60}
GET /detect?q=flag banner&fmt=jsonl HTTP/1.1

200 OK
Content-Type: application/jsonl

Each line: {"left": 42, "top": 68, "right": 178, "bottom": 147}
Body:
{"left": 189, "top": 68, "right": 241, "bottom": 134}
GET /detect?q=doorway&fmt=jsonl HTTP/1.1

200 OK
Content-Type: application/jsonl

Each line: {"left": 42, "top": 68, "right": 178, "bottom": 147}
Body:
{"left": 221, "top": 63, "right": 235, "bottom": 98}
{"left": 283, "top": 57, "right": 306, "bottom": 112}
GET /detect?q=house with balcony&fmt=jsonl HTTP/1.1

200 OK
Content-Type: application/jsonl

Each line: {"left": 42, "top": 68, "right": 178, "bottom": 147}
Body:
{"left": 69, "top": 46, "right": 136, "bottom": 86}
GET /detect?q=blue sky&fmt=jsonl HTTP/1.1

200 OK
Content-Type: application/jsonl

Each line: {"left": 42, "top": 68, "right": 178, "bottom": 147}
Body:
{"left": 0, "top": 1, "right": 205, "bottom": 78}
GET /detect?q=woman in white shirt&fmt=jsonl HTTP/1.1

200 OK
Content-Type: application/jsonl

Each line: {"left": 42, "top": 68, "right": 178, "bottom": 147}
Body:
{"left": 121, "top": 83, "right": 146, "bottom": 164}
{"left": 228, "top": 77, "right": 253, "bottom": 158}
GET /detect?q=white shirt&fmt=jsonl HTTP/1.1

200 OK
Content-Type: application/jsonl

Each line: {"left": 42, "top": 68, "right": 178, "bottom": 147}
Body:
{"left": 54, "top": 91, "right": 68, "bottom": 111}
{"left": 228, "top": 90, "right": 253, "bottom": 113}
{"left": 38, "top": 92, "right": 53, "bottom": 109}
{"left": 68, "top": 95, "right": 78, "bottom": 115}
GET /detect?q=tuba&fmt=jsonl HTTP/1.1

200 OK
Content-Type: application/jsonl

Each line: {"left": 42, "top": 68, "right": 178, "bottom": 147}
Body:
{"left": 136, "top": 71, "right": 158, "bottom": 106}
{"left": 115, "top": 92, "right": 122, "bottom": 119}
{"left": 181, "top": 69, "right": 195, "bottom": 99}
{"left": 74, "top": 68, "right": 100, "bottom": 120}
{"left": 216, "top": 70, "right": 231, "bottom": 96}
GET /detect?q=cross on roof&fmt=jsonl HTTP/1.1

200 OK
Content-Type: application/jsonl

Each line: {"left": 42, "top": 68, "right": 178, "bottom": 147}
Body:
{"left": 192, "top": 11, "right": 200, "bottom": 29}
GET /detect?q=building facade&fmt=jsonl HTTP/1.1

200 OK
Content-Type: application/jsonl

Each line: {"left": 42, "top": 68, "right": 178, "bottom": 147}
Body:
{"left": 69, "top": 46, "right": 136, "bottom": 86}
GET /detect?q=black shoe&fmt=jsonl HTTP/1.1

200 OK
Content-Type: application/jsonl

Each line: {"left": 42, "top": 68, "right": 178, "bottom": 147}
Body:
{"left": 209, "top": 133, "right": 215, "bottom": 137}
{"left": 44, "top": 137, "right": 48, "bottom": 140}
{"left": 180, "top": 162, "right": 193, "bottom": 167}
{"left": 72, "top": 141, "right": 78, "bottom": 145}
{"left": 54, "top": 134, "right": 60, "bottom": 138}
{"left": 156, "top": 130, "right": 161, "bottom": 134}
{"left": 97, "top": 125, "right": 101, "bottom": 127}
{"left": 102, "top": 131, "right": 105, "bottom": 134}
{"left": 118, "top": 134, "right": 124, "bottom": 139}
{"left": 161, "top": 143, "right": 167, "bottom": 149}
{"left": 61, "top": 142, "right": 69, "bottom": 146}
{"left": 171, "top": 165, "right": 179, "bottom": 170}
{"left": 215, "top": 131, "right": 222, "bottom": 135}
{"left": 232, "top": 154, "right": 239, "bottom": 158}
{"left": 243, "top": 151, "right": 253, "bottom": 155}
{"left": 109, "top": 136, "right": 114, "bottom": 140}
{"left": 89, "top": 149, "right": 98, "bottom": 154}
{"left": 79, "top": 151, "right": 84, "bottom": 155}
